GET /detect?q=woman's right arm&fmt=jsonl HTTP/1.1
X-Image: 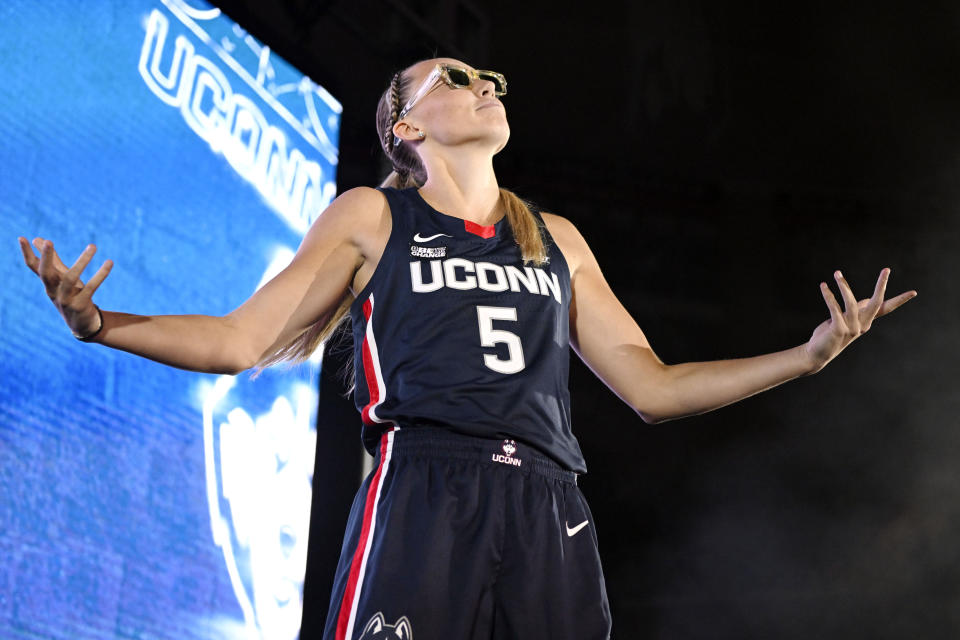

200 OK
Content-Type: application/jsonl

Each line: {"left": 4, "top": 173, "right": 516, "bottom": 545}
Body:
{"left": 19, "top": 187, "right": 387, "bottom": 375}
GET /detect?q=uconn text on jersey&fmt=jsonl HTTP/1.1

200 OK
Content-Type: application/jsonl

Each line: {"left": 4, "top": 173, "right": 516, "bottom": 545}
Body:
{"left": 409, "top": 258, "right": 563, "bottom": 304}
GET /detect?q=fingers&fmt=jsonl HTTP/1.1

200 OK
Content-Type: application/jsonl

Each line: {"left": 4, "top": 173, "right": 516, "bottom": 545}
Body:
{"left": 26, "top": 238, "right": 112, "bottom": 304}
{"left": 36, "top": 239, "right": 60, "bottom": 297}
{"left": 824, "top": 267, "right": 916, "bottom": 324}
{"left": 860, "top": 268, "right": 890, "bottom": 330}
{"left": 18, "top": 236, "right": 40, "bottom": 274}
{"left": 877, "top": 290, "right": 918, "bottom": 317}
{"left": 32, "top": 236, "right": 71, "bottom": 272}
{"left": 820, "top": 281, "right": 846, "bottom": 329}
{"left": 871, "top": 268, "right": 890, "bottom": 300}
{"left": 833, "top": 270, "right": 861, "bottom": 331}
{"left": 57, "top": 244, "right": 97, "bottom": 299}
{"left": 81, "top": 258, "right": 114, "bottom": 298}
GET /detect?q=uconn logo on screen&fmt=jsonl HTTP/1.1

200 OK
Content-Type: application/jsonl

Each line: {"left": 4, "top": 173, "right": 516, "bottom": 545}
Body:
{"left": 137, "top": 2, "right": 337, "bottom": 233}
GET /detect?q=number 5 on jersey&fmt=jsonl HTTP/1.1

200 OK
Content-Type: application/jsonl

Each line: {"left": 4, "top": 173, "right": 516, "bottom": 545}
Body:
{"left": 476, "top": 306, "right": 525, "bottom": 374}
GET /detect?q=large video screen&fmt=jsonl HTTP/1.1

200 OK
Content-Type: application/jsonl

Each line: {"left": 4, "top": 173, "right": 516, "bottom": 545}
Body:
{"left": 0, "top": 1, "right": 341, "bottom": 638}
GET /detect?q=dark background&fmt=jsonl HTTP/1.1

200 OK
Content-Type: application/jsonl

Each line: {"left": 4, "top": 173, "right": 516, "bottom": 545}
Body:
{"left": 214, "top": 0, "right": 956, "bottom": 637}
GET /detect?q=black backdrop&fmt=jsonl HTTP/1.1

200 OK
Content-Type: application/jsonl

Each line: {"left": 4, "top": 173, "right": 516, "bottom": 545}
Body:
{"left": 214, "top": 1, "right": 956, "bottom": 637}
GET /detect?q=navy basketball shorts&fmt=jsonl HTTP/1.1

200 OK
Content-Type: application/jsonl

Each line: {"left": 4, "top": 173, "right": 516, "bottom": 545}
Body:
{"left": 322, "top": 426, "right": 612, "bottom": 640}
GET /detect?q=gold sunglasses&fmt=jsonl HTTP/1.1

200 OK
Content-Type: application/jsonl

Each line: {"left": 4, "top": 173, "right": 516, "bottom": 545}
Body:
{"left": 394, "top": 64, "right": 507, "bottom": 143}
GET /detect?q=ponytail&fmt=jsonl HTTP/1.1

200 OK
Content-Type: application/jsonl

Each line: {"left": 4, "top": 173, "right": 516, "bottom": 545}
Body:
{"left": 379, "top": 169, "right": 420, "bottom": 190}
{"left": 500, "top": 188, "right": 548, "bottom": 266}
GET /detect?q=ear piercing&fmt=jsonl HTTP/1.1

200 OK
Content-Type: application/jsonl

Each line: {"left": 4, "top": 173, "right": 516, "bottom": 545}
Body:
{"left": 417, "top": 130, "right": 425, "bottom": 139}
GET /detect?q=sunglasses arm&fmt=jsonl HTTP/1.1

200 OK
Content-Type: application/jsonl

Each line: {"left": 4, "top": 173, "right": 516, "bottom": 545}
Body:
{"left": 397, "top": 66, "right": 442, "bottom": 122}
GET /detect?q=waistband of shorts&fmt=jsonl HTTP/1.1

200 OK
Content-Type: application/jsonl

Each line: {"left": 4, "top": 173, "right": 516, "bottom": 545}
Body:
{"left": 377, "top": 426, "right": 578, "bottom": 485}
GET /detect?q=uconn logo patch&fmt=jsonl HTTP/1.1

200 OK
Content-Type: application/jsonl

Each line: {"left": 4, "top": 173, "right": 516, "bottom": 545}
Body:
{"left": 492, "top": 439, "right": 522, "bottom": 467}
{"left": 358, "top": 612, "right": 413, "bottom": 639}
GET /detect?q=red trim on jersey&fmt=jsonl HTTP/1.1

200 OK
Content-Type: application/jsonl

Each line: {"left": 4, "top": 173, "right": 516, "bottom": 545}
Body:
{"left": 360, "top": 297, "right": 380, "bottom": 425}
{"left": 335, "top": 432, "right": 391, "bottom": 640}
{"left": 464, "top": 219, "right": 496, "bottom": 239}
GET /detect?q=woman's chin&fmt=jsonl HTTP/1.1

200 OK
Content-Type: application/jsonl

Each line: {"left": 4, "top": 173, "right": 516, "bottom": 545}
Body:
{"left": 488, "top": 122, "right": 510, "bottom": 151}
{"left": 493, "top": 131, "right": 510, "bottom": 155}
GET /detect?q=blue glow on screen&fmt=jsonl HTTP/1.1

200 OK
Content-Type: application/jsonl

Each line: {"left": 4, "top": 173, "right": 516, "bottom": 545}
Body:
{"left": 0, "top": 1, "right": 341, "bottom": 638}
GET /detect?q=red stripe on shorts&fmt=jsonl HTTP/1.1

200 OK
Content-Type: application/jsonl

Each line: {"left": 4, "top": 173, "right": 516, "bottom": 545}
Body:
{"left": 335, "top": 432, "right": 391, "bottom": 639}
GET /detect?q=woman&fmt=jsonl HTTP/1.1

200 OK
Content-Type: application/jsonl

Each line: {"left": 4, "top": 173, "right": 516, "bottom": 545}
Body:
{"left": 19, "top": 57, "right": 915, "bottom": 639}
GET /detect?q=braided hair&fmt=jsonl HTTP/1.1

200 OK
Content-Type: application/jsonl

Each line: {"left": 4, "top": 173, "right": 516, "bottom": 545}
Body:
{"left": 376, "top": 70, "right": 427, "bottom": 188}
{"left": 385, "top": 72, "right": 402, "bottom": 154}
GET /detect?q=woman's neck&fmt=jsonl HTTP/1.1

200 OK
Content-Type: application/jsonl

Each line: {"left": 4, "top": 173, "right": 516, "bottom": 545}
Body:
{"left": 418, "top": 150, "right": 502, "bottom": 226}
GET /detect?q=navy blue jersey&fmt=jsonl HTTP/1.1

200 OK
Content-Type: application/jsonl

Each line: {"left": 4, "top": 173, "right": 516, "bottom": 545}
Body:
{"left": 349, "top": 186, "right": 586, "bottom": 473}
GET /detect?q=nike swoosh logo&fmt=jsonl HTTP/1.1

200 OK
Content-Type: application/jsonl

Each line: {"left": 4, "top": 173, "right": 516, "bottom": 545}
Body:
{"left": 566, "top": 519, "right": 589, "bottom": 537}
{"left": 413, "top": 232, "right": 452, "bottom": 242}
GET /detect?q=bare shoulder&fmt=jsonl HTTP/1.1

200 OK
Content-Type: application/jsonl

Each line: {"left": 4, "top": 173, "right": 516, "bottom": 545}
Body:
{"left": 299, "top": 186, "right": 390, "bottom": 259}
{"left": 539, "top": 211, "right": 591, "bottom": 275}
{"left": 315, "top": 186, "right": 388, "bottom": 232}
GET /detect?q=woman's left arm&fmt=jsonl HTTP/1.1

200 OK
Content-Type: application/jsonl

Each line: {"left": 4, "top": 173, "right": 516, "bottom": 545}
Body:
{"left": 543, "top": 214, "right": 917, "bottom": 424}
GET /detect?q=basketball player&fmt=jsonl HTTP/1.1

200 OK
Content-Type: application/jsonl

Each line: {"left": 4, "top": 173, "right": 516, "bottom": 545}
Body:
{"left": 18, "top": 58, "right": 916, "bottom": 639}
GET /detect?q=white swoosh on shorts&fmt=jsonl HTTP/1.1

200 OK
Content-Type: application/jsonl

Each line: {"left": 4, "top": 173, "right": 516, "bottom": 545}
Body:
{"left": 565, "top": 520, "right": 589, "bottom": 537}
{"left": 413, "top": 232, "right": 453, "bottom": 242}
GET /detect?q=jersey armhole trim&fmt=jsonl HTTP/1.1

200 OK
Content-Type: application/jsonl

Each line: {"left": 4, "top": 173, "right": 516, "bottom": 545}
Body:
{"left": 349, "top": 187, "right": 402, "bottom": 315}
{"left": 534, "top": 210, "right": 573, "bottom": 287}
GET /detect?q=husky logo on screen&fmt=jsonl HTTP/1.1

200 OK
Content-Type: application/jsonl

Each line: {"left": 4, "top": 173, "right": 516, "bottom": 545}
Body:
{"left": 201, "top": 371, "right": 317, "bottom": 640}
{"left": 193, "top": 247, "right": 320, "bottom": 640}
{"left": 358, "top": 612, "right": 414, "bottom": 640}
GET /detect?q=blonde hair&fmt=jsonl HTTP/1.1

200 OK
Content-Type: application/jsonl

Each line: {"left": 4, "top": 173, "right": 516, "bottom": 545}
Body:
{"left": 253, "top": 62, "right": 547, "bottom": 378}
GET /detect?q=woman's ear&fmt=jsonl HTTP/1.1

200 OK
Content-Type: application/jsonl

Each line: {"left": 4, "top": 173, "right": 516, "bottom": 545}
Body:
{"left": 392, "top": 120, "right": 423, "bottom": 143}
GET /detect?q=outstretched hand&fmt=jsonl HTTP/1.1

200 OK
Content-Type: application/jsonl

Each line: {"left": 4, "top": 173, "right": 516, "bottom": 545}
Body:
{"left": 18, "top": 236, "right": 113, "bottom": 338}
{"left": 804, "top": 268, "right": 916, "bottom": 372}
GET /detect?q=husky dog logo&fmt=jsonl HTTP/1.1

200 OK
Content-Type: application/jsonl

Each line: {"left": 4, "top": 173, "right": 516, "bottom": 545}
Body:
{"left": 202, "top": 373, "right": 317, "bottom": 639}
{"left": 358, "top": 612, "right": 414, "bottom": 640}
{"left": 492, "top": 439, "right": 522, "bottom": 467}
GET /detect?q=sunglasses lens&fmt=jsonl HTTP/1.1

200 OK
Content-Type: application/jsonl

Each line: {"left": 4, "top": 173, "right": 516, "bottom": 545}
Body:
{"left": 478, "top": 73, "right": 506, "bottom": 95}
{"left": 445, "top": 68, "right": 471, "bottom": 87}
{"left": 440, "top": 66, "right": 507, "bottom": 95}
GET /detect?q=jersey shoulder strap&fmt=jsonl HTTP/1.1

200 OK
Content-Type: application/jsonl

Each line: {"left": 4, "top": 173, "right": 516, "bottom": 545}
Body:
{"left": 375, "top": 186, "right": 424, "bottom": 233}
